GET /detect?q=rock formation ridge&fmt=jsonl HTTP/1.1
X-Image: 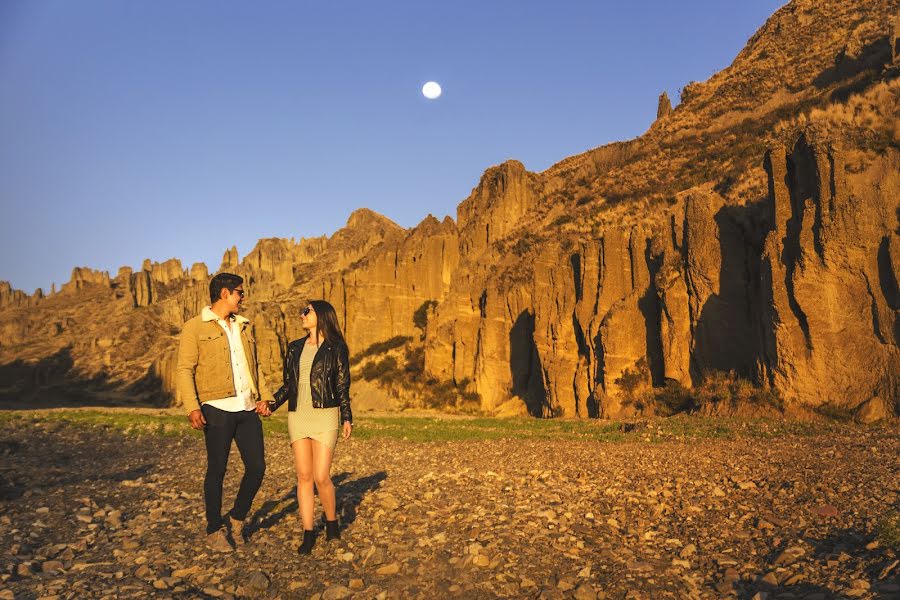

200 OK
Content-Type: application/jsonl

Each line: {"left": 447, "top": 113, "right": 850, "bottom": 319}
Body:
{"left": 1, "top": 0, "right": 897, "bottom": 420}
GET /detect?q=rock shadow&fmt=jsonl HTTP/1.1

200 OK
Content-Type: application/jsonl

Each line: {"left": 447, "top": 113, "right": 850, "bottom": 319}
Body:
{"left": 812, "top": 36, "right": 891, "bottom": 103}
{"left": 0, "top": 346, "right": 172, "bottom": 408}
{"left": 691, "top": 202, "right": 767, "bottom": 383}
{"left": 741, "top": 522, "right": 897, "bottom": 599}
{"left": 0, "top": 425, "right": 161, "bottom": 500}
{"left": 641, "top": 238, "right": 665, "bottom": 386}
{"left": 877, "top": 235, "right": 900, "bottom": 346}
{"left": 509, "top": 311, "right": 550, "bottom": 417}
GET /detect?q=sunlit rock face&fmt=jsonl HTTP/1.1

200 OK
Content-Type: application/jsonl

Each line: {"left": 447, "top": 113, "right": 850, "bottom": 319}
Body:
{"left": 1, "top": 0, "right": 897, "bottom": 418}
{"left": 758, "top": 135, "right": 899, "bottom": 408}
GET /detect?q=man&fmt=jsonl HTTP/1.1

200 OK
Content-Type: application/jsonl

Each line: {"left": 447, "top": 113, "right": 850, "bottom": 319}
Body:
{"left": 176, "top": 272, "right": 273, "bottom": 552}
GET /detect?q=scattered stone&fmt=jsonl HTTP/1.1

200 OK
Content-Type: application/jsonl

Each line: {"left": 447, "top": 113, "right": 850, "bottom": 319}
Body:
{"left": 756, "top": 519, "right": 775, "bottom": 530}
{"left": 41, "top": 561, "right": 64, "bottom": 573}
{"left": 245, "top": 571, "right": 269, "bottom": 593}
{"left": 574, "top": 584, "right": 598, "bottom": 600}
{"left": 379, "top": 494, "right": 400, "bottom": 510}
{"left": 879, "top": 559, "right": 898, "bottom": 579}
{"left": 773, "top": 546, "right": 805, "bottom": 565}
{"left": 811, "top": 505, "right": 839, "bottom": 518}
{"left": 375, "top": 562, "right": 400, "bottom": 576}
{"left": 472, "top": 554, "right": 491, "bottom": 568}
{"left": 856, "top": 396, "right": 888, "bottom": 424}
{"left": 172, "top": 565, "right": 201, "bottom": 578}
{"left": 0, "top": 412, "right": 897, "bottom": 599}
{"left": 714, "top": 580, "right": 733, "bottom": 594}
{"left": 134, "top": 565, "right": 151, "bottom": 578}
{"left": 322, "top": 584, "right": 352, "bottom": 600}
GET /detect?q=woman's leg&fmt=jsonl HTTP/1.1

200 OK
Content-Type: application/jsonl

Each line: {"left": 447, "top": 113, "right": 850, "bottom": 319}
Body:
{"left": 291, "top": 438, "right": 315, "bottom": 531}
{"left": 311, "top": 439, "right": 337, "bottom": 521}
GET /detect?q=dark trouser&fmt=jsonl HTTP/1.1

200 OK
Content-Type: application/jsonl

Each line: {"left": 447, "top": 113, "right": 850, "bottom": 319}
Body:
{"left": 202, "top": 404, "right": 266, "bottom": 535}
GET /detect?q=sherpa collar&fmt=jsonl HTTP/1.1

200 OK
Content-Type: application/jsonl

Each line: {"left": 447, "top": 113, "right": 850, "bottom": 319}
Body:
{"left": 201, "top": 306, "right": 250, "bottom": 325}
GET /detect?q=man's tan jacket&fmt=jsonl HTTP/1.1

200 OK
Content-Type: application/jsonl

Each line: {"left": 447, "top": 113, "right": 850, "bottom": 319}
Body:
{"left": 176, "top": 307, "right": 274, "bottom": 414}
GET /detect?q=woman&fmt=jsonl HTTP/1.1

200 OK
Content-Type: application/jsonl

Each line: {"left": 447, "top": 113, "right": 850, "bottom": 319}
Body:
{"left": 267, "top": 300, "right": 353, "bottom": 555}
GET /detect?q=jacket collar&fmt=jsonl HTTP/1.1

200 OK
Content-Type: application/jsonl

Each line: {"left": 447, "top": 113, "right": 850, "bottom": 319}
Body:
{"left": 201, "top": 306, "right": 249, "bottom": 325}
{"left": 299, "top": 334, "right": 332, "bottom": 350}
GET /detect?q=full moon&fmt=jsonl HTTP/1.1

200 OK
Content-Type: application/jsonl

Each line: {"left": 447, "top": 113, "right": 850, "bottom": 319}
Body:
{"left": 422, "top": 81, "right": 442, "bottom": 100}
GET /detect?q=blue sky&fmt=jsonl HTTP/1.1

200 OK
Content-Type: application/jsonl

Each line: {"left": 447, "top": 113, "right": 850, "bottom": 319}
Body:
{"left": 0, "top": 1, "right": 785, "bottom": 293}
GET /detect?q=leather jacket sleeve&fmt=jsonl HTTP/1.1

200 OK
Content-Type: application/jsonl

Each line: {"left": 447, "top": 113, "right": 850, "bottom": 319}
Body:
{"left": 335, "top": 343, "right": 352, "bottom": 424}
{"left": 271, "top": 342, "right": 296, "bottom": 412}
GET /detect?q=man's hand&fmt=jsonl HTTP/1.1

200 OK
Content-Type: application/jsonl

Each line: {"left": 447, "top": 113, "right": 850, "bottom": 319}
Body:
{"left": 342, "top": 421, "right": 352, "bottom": 440}
{"left": 255, "top": 401, "right": 272, "bottom": 416}
{"left": 188, "top": 409, "right": 206, "bottom": 430}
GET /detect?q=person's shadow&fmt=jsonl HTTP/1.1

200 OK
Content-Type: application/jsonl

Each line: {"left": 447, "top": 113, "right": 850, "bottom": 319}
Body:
{"left": 248, "top": 470, "right": 387, "bottom": 536}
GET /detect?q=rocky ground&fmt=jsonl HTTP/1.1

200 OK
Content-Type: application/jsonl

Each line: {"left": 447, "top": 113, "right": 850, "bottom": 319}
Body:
{"left": 0, "top": 416, "right": 898, "bottom": 599}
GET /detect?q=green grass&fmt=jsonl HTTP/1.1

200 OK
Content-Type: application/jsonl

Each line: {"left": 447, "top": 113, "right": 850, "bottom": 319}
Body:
{"left": 877, "top": 511, "right": 900, "bottom": 550}
{"left": 0, "top": 410, "right": 862, "bottom": 443}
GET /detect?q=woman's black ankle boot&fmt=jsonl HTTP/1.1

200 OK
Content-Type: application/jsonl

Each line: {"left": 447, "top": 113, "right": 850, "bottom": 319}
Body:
{"left": 325, "top": 519, "right": 340, "bottom": 541}
{"left": 297, "top": 529, "right": 315, "bottom": 555}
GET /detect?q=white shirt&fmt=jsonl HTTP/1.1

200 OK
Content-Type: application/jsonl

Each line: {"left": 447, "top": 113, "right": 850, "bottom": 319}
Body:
{"left": 204, "top": 309, "right": 256, "bottom": 413}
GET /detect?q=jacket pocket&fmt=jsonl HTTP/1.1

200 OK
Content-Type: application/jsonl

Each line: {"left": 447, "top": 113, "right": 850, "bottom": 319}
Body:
{"left": 198, "top": 332, "right": 222, "bottom": 360}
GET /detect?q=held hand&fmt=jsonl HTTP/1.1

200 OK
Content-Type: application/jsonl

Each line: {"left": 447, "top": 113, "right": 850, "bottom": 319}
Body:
{"left": 342, "top": 421, "right": 352, "bottom": 440}
{"left": 255, "top": 401, "right": 272, "bottom": 416}
{"left": 188, "top": 409, "right": 206, "bottom": 430}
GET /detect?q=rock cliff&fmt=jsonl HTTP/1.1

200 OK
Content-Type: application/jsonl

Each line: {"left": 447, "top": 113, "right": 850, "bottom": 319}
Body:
{"left": 1, "top": 0, "right": 896, "bottom": 419}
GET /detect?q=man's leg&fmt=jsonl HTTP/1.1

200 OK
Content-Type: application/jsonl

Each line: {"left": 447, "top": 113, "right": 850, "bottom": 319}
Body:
{"left": 203, "top": 405, "right": 237, "bottom": 534}
{"left": 229, "top": 410, "right": 266, "bottom": 523}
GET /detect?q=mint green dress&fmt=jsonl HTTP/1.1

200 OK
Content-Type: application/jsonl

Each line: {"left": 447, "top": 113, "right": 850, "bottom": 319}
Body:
{"left": 287, "top": 343, "right": 340, "bottom": 449}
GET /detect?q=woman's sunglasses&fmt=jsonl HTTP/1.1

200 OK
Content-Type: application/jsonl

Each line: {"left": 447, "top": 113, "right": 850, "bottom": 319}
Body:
{"left": 302, "top": 306, "right": 313, "bottom": 316}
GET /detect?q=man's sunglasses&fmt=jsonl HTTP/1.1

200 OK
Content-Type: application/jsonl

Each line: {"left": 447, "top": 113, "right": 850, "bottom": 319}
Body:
{"left": 232, "top": 289, "right": 245, "bottom": 298}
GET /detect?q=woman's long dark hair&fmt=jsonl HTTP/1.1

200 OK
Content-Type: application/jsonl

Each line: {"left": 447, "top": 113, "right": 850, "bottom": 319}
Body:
{"left": 309, "top": 300, "right": 346, "bottom": 347}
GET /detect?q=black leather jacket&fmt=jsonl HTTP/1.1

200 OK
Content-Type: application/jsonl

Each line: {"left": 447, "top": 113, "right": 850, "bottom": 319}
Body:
{"left": 271, "top": 336, "right": 352, "bottom": 424}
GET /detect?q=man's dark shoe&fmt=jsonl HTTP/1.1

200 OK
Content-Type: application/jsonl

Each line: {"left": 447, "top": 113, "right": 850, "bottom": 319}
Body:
{"left": 227, "top": 515, "right": 246, "bottom": 547}
{"left": 325, "top": 519, "right": 340, "bottom": 541}
{"left": 206, "top": 527, "right": 234, "bottom": 553}
{"left": 297, "top": 529, "right": 316, "bottom": 555}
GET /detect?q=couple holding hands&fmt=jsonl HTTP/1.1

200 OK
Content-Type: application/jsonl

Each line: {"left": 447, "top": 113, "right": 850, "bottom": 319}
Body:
{"left": 176, "top": 272, "right": 353, "bottom": 556}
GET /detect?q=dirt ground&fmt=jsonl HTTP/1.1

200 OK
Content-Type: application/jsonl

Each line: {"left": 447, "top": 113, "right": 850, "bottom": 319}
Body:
{"left": 0, "top": 415, "right": 898, "bottom": 599}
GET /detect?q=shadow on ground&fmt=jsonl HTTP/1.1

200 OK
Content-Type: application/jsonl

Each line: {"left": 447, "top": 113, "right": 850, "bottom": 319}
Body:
{"left": 249, "top": 470, "right": 388, "bottom": 536}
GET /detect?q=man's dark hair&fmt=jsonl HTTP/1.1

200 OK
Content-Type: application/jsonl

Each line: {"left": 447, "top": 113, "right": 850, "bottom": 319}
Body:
{"left": 209, "top": 272, "right": 243, "bottom": 303}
